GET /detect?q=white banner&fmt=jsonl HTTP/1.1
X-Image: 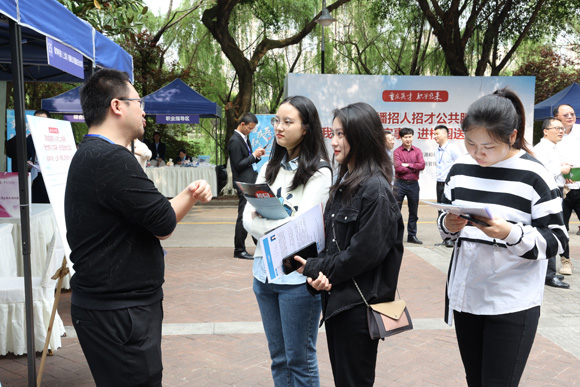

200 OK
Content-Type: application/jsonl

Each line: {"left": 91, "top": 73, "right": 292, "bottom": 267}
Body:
{"left": 286, "top": 75, "right": 536, "bottom": 199}
{"left": 27, "top": 115, "right": 76, "bottom": 262}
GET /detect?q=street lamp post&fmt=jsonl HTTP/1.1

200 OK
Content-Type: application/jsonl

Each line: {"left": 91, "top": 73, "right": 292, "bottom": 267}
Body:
{"left": 315, "top": 0, "right": 337, "bottom": 74}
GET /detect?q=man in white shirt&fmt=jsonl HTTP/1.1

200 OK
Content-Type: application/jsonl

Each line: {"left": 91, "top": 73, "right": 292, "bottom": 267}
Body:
{"left": 385, "top": 131, "right": 395, "bottom": 183}
{"left": 533, "top": 118, "right": 570, "bottom": 288}
{"left": 555, "top": 104, "right": 580, "bottom": 275}
{"left": 434, "top": 125, "right": 461, "bottom": 247}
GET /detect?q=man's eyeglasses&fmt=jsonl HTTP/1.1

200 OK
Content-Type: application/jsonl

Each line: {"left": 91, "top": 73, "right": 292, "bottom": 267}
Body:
{"left": 546, "top": 126, "right": 565, "bottom": 131}
{"left": 118, "top": 98, "right": 145, "bottom": 110}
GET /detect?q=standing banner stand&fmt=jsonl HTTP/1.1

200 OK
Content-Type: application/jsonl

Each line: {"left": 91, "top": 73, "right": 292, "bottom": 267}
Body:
{"left": 27, "top": 115, "right": 76, "bottom": 386}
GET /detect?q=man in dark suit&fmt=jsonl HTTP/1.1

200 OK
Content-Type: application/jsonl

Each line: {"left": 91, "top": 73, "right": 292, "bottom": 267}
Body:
{"left": 228, "top": 113, "right": 265, "bottom": 259}
{"left": 5, "top": 109, "right": 51, "bottom": 203}
{"left": 148, "top": 131, "right": 166, "bottom": 166}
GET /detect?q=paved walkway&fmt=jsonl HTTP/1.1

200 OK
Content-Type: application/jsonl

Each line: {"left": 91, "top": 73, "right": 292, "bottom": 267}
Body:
{"left": 1, "top": 203, "right": 580, "bottom": 386}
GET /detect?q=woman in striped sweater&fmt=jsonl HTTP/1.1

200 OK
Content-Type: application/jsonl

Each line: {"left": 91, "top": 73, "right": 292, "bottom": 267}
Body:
{"left": 438, "top": 88, "right": 567, "bottom": 386}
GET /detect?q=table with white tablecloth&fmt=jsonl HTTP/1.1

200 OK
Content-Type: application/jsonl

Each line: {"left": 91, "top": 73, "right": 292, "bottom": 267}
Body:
{"left": 145, "top": 166, "right": 218, "bottom": 197}
{"left": 0, "top": 206, "right": 66, "bottom": 355}
{"left": 0, "top": 224, "right": 17, "bottom": 277}
{"left": 0, "top": 204, "right": 57, "bottom": 277}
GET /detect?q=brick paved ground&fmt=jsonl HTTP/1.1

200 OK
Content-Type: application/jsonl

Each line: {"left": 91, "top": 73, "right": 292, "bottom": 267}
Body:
{"left": 2, "top": 204, "right": 580, "bottom": 386}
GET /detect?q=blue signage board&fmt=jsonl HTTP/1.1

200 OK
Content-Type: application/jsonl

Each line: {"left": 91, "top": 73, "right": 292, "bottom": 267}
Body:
{"left": 63, "top": 114, "right": 85, "bottom": 123}
{"left": 155, "top": 114, "right": 200, "bottom": 124}
{"left": 46, "top": 37, "right": 84, "bottom": 79}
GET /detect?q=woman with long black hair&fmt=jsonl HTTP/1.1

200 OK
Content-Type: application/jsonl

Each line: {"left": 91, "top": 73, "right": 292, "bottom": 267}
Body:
{"left": 296, "top": 102, "right": 404, "bottom": 386}
{"left": 243, "top": 95, "right": 332, "bottom": 386}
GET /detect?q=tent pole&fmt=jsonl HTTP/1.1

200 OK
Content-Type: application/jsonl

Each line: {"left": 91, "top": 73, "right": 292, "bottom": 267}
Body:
{"left": 10, "top": 19, "right": 37, "bottom": 386}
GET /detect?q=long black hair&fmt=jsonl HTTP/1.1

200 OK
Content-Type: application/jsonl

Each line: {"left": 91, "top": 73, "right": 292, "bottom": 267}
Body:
{"left": 461, "top": 88, "right": 531, "bottom": 153}
{"left": 331, "top": 102, "right": 392, "bottom": 204}
{"left": 265, "top": 96, "right": 329, "bottom": 190}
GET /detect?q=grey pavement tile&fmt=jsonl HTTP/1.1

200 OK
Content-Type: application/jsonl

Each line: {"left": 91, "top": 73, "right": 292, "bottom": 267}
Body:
{"left": 3, "top": 204, "right": 580, "bottom": 386}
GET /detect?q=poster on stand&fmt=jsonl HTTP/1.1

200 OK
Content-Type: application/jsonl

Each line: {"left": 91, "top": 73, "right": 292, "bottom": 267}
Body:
{"left": 249, "top": 114, "right": 276, "bottom": 174}
{"left": 27, "top": 115, "right": 76, "bottom": 262}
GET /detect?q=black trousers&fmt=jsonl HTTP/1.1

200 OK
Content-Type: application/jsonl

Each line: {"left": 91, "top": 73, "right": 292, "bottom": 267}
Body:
{"left": 436, "top": 181, "right": 445, "bottom": 203}
{"left": 561, "top": 188, "right": 580, "bottom": 259}
{"left": 546, "top": 256, "right": 558, "bottom": 279}
{"left": 325, "top": 304, "right": 379, "bottom": 387}
{"left": 453, "top": 306, "right": 540, "bottom": 387}
{"left": 71, "top": 301, "right": 164, "bottom": 387}
{"left": 234, "top": 189, "right": 249, "bottom": 253}
{"left": 394, "top": 180, "right": 420, "bottom": 237}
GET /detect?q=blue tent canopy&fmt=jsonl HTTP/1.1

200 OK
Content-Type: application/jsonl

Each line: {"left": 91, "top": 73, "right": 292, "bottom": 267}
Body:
{"left": 142, "top": 78, "right": 222, "bottom": 118}
{"left": 43, "top": 79, "right": 223, "bottom": 119}
{"left": 0, "top": 0, "right": 133, "bottom": 81}
{"left": 534, "top": 83, "right": 580, "bottom": 122}
{"left": 41, "top": 86, "right": 82, "bottom": 114}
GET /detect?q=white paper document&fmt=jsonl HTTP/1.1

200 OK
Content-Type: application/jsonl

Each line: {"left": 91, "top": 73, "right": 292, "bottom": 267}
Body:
{"left": 260, "top": 203, "right": 326, "bottom": 282}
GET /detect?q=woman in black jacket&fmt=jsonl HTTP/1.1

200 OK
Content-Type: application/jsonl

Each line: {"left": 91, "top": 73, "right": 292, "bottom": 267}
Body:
{"left": 296, "top": 102, "right": 404, "bottom": 386}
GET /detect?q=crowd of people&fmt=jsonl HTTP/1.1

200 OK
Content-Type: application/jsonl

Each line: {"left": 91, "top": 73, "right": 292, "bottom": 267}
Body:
{"left": 60, "top": 68, "right": 576, "bottom": 387}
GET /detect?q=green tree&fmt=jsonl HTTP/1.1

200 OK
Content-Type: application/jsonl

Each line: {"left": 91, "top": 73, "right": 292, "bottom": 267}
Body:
{"left": 513, "top": 45, "right": 580, "bottom": 104}
{"left": 335, "top": 1, "right": 446, "bottom": 75}
{"left": 58, "top": 0, "right": 148, "bottom": 35}
{"left": 407, "top": 0, "right": 574, "bottom": 76}
{"left": 200, "top": 0, "right": 353, "bottom": 150}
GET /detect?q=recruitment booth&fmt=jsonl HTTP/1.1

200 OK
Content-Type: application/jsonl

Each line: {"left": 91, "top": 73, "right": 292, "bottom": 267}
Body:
{"left": 534, "top": 82, "right": 580, "bottom": 123}
{"left": 41, "top": 79, "right": 222, "bottom": 197}
{"left": 142, "top": 79, "right": 222, "bottom": 197}
{"left": 0, "top": 0, "right": 133, "bottom": 385}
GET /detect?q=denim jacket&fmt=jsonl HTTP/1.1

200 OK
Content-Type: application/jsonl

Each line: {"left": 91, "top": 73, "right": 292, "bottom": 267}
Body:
{"left": 303, "top": 173, "right": 404, "bottom": 323}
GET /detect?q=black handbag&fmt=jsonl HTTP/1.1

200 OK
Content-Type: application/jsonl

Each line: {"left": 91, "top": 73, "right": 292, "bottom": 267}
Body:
{"left": 353, "top": 279, "right": 413, "bottom": 340}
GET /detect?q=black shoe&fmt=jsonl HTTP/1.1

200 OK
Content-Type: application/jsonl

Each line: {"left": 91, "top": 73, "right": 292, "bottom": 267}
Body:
{"left": 234, "top": 251, "right": 254, "bottom": 260}
{"left": 545, "top": 277, "right": 570, "bottom": 289}
{"left": 407, "top": 236, "right": 423, "bottom": 244}
{"left": 444, "top": 240, "right": 454, "bottom": 248}
{"left": 556, "top": 274, "right": 565, "bottom": 280}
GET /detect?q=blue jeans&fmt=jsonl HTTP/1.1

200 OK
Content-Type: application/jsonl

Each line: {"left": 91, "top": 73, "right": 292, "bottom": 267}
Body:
{"left": 253, "top": 278, "right": 321, "bottom": 387}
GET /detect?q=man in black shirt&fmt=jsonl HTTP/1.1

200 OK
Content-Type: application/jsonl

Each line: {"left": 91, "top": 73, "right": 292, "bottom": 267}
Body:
{"left": 65, "top": 69, "right": 212, "bottom": 387}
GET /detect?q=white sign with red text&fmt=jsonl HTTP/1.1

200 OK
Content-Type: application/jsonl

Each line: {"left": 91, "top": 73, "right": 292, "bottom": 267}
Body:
{"left": 286, "top": 74, "right": 535, "bottom": 199}
{"left": 0, "top": 172, "right": 31, "bottom": 217}
{"left": 27, "top": 115, "right": 75, "bottom": 260}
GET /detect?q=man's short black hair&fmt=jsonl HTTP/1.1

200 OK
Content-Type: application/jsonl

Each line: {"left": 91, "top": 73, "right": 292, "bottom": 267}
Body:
{"left": 542, "top": 117, "right": 560, "bottom": 130}
{"left": 80, "top": 69, "right": 131, "bottom": 128}
{"left": 434, "top": 124, "right": 448, "bottom": 135}
{"left": 238, "top": 112, "right": 258, "bottom": 126}
{"left": 399, "top": 127, "right": 414, "bottom": 137}
{"left": 553, "top": 104, "right": 574, "bottom": 117}
{"left": 34, "top": 109, "right": 51, "bottom": 118}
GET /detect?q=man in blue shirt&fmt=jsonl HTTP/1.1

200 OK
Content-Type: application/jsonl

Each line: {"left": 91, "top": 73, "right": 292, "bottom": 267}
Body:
{"left": 434, "top": 125, "right": 462, "bottom": 247}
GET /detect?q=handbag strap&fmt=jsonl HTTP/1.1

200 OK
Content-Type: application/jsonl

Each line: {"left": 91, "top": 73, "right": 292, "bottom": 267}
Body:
{"left": 353, "top": 278, "right": 402, "bottom": 306}
{"left": 352, "top": 278, "right": 371, "bottom": 308}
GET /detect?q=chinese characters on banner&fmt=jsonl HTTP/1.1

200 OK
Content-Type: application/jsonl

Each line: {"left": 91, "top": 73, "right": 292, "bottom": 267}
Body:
{"left": 27, "top": 115, "right": 77, "bottom": 261}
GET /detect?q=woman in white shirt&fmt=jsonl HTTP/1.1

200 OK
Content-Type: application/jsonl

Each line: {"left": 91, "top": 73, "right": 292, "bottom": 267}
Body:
{"left": 438, "top": 88, "right": 567, "bottom": 386}
{"left": 243, "top": 96, "right": 332, "bottom": 386}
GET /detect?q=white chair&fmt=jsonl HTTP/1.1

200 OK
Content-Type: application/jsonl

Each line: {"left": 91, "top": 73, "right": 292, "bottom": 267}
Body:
{"left": 0, "top": 234, "right": 66, "bottom": 356}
